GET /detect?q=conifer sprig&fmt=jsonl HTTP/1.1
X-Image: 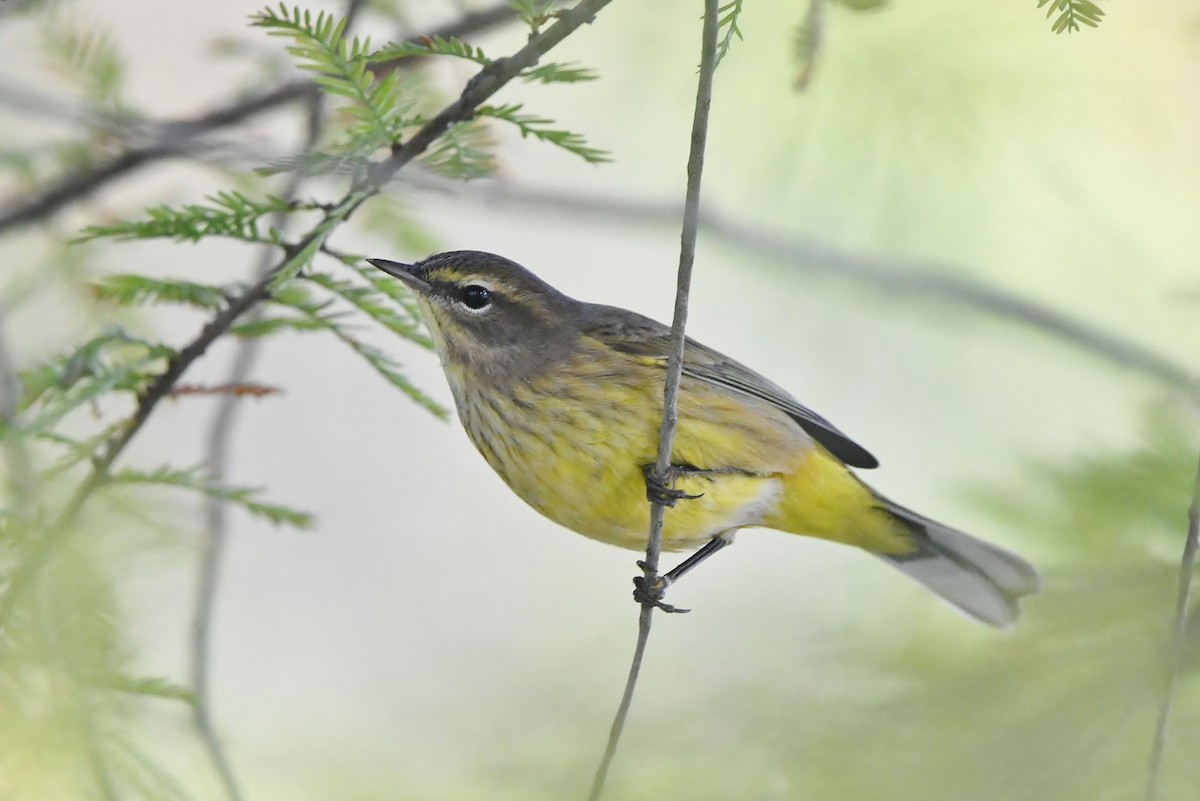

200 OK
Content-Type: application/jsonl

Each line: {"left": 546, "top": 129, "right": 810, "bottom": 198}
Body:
{"left": 1038, "top": 0, "right": 1105, "bottom": 33}
{"left": 74, "top": 192, "right": 299, "bottom": 245}
{"left": 109, "top": 465, "right": 314, "bottom": 528}
{"left": 479, "top": 103, "right": 610, "bottom": 163}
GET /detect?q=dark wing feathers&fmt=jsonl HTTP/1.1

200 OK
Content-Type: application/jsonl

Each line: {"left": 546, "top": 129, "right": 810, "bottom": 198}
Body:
{"left": 581, "top": 305, "right": 879, "bottom": 469}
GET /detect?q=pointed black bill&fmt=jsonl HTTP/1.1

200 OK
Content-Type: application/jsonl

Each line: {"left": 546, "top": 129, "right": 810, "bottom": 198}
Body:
{"left": 367, "top": 258, "right": 430, "bottom": 292}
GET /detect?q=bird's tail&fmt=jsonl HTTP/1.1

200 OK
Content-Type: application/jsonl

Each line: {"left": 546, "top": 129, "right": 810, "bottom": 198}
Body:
{"left": 875, "top": 496, "right": 1040, "bottom": 627}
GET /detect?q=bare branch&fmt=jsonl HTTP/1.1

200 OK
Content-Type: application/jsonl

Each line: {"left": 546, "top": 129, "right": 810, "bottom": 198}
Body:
{"left": 588, "top": 2, "right": 720, "bottom": 798}
{"left": 1145, "top": 445, "right": 1200, "bottom": 801}
{"left": 418, "top": 181, "right": 1198, "bottom": 397}
{"left": 0, "top": 82, "right": 315, "bottom": 234}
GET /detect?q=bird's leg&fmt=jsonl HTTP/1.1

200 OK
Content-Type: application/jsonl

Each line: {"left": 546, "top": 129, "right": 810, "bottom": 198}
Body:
{"left": 662, "top": 535, "right": 733, "bottom": 585}
{"left": 631, "top": 535, "right": 733, "bottom": 613}
{"left": 641, "top": 463, "right": 704, "bottom": 507}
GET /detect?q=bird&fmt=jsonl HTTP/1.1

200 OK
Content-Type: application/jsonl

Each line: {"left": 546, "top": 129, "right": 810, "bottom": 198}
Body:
{"left": 368, "top": 250, "right": 1039, "bottom": 626}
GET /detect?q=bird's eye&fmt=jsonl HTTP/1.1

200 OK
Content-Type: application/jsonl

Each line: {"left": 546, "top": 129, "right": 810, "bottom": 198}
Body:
{"left": 460, "top": 284, "right": 492, "bottom": 310}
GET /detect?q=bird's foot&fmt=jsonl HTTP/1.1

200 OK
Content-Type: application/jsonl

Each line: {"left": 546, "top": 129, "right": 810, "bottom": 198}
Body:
{"left": 632, "top": 564, "right": 690, "bottom": 614}
{"left": 641, "top": 464, "right": 704, "bottom": 507}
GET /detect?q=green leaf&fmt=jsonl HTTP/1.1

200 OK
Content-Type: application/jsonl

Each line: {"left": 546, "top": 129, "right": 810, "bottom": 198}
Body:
{"left": 90, "top": 275, "right": 233, "bottom": 310}
{"left": 325, "top": 329, "right": 446, "bottom": 419}
{"left": 477, "top": 103, "right": 610, "bottom": 164}
{"left": 521, "top": 61, "right": 599, "bottom": 84}
{"left": 1037, "top": 0, "right": 1105, "bottom": 34}
{"left": 269, "top": 283, "right": 446, "bottom": 418}
{"left": 109, "top": 465, "right": 314, "bottom": 528}
{"left": 341, "top": 262, "right": 433, "bottom": 337}
{"left": 510, "top": 0, "right": 556, "bottom": 32}
{"left": 305, "top": 270, "right": 431, "bottom": 347}
{"left": 255, "top": 148, "right": 375, "bottom": 178}
{"left": 254, "top": 5, "right": 418, "bottom": 149}
{"left": 74, "top": 191, "right": 295, "bottom": 245}
{"left": 39, "top": 10, "right": 125, "bottom": 106}
{"left": 368, "top": 34, "right": 491, "bottom": 67}
{"left": 420, "top": 119, "right": 497, "bottom": 180}
{"left": 716, "top": 1, "right": 744, "bottom": 67}
{"left": 38, "top": 420, "right": 130, "bottom": 481}
{"left": 95, "top": 673, "right": 197, "bottom": 705}
{"left": 17, "top": 330, "right": 172, "bottom": 429}
{"left": 230, "top": 315, "right": 329, "bottom": 338}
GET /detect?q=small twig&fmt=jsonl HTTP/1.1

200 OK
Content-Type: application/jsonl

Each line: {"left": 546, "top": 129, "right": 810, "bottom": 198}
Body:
{"left": 0, "top": 2, "right": 519, "bottom": 235}
{"left": 587, "top": 2, "right": 719, "bottom": 799}
{"left": 188, "top": 36, "right": 336, "bottom": 798}
{"left": 1145, "top": 444, "right": 1200, "bottom": 801}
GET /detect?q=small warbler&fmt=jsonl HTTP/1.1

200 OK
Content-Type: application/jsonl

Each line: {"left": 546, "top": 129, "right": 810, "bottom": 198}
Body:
{"left": 369, "top": 251, "right": 1039, "bottom": 626}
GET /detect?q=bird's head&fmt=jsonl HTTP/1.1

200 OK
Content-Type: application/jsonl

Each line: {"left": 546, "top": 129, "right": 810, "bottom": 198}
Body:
{"left": 368, "top": 250, "right": 579, "bottom": 380}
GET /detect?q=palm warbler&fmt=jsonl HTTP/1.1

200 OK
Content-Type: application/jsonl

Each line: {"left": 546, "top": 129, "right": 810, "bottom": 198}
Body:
{"left": 369, "top": 251, "right": 1038, "bottom": 625}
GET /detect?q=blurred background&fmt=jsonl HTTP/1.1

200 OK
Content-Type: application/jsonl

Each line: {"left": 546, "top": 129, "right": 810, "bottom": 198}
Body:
{"left": 1, "top": 0, "right": 1198, "bottom": 799}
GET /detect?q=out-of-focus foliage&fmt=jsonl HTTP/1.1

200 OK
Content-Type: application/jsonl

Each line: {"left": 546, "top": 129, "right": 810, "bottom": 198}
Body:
{"left": 1038, "top": 0, "right": 1105, "bottom": 34}
{"left": 0, "top": 2, "right": 610, "bottom": 797}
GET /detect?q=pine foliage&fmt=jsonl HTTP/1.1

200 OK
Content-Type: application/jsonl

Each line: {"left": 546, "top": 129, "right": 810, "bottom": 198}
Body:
{"left": 75, "top": 192, "right": 297, "bottom": 245}
{"left": 369, "top": 34, "right": 492, "bottom": 67}
{"left": 269, "top": 277, "right": 447, "bottom": 417}
{"left": 90, "top": 275, "right": 234, "bottom": 310}
{"left": 479, "top": 103, "right": 610, "bottom": 164}
{"left": 1038, "top": 0, "right": 1105, "bottom": 34}
{"left": 521, "top": 61, "right": 599, "bottom": 84}
{"left": 109, "top": 465, "right": 314, "bottom": 528}
{"left": 716, "top": 1, "right": 744, "bottom": 66}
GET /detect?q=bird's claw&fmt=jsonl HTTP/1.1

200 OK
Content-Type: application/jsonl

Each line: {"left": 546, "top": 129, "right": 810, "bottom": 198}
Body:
{"left": 632, "top": 572, "right": 690, "bottom": 614}
{"left": 641, "top": 464, "right": 703, "bottom": 507}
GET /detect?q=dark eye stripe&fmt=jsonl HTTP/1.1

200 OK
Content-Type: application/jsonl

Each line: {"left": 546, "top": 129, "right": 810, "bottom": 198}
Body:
{"left": 461, "top": 285, "right": 492, "bottom": 310}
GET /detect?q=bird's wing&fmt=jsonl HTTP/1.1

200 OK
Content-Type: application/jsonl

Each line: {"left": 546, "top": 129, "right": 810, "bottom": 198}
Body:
{"left": 579, "top": 305, "right": 879, "bottom": 469}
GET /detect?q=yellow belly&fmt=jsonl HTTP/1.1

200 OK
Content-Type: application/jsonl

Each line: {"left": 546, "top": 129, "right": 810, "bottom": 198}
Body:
{"left": 446, "top": 359, "right": 911, "bottom": 556}
{"left": 448, "top": 359, "right": 804, "bottom": 551}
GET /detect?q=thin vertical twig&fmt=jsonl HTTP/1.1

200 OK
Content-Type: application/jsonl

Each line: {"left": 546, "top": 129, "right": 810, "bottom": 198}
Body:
{"left": 186, "top": 4, "right": 355, "bottom": 797}
{"left": 586, "top": 1, "right": 720, "bottom": 799}
{"left": 1145, "top": 445, "right": 1200, "bottom": 801}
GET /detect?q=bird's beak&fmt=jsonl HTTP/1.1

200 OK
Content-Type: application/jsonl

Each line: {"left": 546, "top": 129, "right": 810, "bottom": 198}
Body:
{"left": 368, "top": 258, "right": 430, "bottom": 293}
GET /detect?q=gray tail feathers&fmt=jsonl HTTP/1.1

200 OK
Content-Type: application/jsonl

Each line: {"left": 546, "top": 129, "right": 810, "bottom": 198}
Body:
{"left": 875, "top": 497, "right": 1040, "bottom": 627}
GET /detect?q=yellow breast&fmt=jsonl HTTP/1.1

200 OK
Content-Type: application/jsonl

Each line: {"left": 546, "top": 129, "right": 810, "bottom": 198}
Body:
{"left": 444, "top": 349, "right": 807, "bottom": 552}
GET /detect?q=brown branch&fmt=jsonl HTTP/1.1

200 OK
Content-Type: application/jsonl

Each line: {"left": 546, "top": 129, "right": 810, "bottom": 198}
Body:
{"left": 0, "top": 2, "right": 518, "bottom": 235}
{"left": 373, "top": 0, "right": 614, "bottom": 186}
{"left": 1145, "top": 445, "right": 1200, "bottom": 801}
{"left": 171, "top": 383, "right": 280, "bottom": 398}
{"left": 587, "top": 1, "right": 720, "bottom": 798}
